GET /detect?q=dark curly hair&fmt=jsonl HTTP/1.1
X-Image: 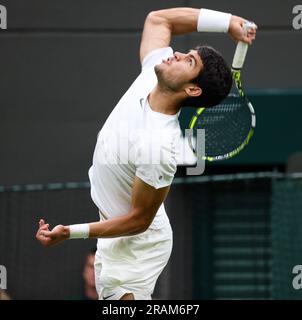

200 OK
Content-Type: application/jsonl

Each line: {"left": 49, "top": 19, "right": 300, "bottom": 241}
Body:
{"left": 183, "top": 45, "right": 232, "bottom": 108}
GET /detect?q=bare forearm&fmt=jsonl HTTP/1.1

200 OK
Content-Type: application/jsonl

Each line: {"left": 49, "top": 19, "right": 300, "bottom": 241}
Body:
{"left": 88, "top": 213, "right": 146, "bottom": 238}
{"left": 36, "top": 177, "right": 169, "bottom": 246}
{"left": 140, "top": 8, "right": 200, "bottom": 61}
{"left": 149, "top": 8, "right": 199, "bottom": 35}
{"left": 36, "top": 214, "right": 147, "bottom": 247}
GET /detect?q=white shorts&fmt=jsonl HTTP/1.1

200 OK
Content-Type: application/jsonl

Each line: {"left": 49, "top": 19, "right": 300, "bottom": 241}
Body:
{"left": 94, "top": 222, "right": 173, "bottom": 300}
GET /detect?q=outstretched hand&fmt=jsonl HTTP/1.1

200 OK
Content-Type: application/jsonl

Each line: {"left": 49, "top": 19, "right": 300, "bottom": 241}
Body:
{"left": 229, "top": 15, "right": 257, "bottom": 45}
{"left": 36, "top": 219, "right": 69, "bottom": 247}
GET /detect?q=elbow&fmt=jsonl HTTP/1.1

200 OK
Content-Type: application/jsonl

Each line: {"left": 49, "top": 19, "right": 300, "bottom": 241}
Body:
{"left": 134, "top": 219, "right": 151, "bottom": 235}
{"left": 130, "top": 212, "right": 153, "bottom": 235}
{"left": 145, "top": 10, "right": 167, "bottom": 26}
{"left": 139, "top": 221, "right": 151, "bottom": 234}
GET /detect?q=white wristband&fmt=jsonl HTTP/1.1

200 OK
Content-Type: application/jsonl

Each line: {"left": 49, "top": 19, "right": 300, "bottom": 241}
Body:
{"left": 69, "top": 223, "right": 90, "bottom": 239}
{"left": 197, "top": 9, "right": 232, "bottom": 33}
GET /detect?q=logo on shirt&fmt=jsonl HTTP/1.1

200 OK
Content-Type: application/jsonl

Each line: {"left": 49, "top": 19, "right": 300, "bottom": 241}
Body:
{"left": 103, "top": 293, "right": 115, "bottom": 300}
{"left": 139, "top": 98, "right": 145, "bottom": 108}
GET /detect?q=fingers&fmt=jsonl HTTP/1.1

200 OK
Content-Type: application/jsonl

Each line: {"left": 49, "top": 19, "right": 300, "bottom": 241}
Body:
{"left": 239, "top": 20, "right": 257, "bottom": 44}
{"left": 247, "top": 34, "right": 256, "bottom": 44}
{"left": 36, "top": 221, "right": 53, "bottom": 247}
{"left": 246, "top": 23, "right": 257, "bottom": 44}
{"left": 36, "top": 220, "right": 50, "bottom": 239}
{"left": 39, "top": 219, "right": 50, "bottom": 230}
{"left": 40, "top": 230, "right": 51, "bottom": 237}
{"left": 247, "top": 28, "right": 257, "bottom": 37}
{"left": 36, "top": 234, "right": 51, "bottom": 247}
{"left": 41, "top": 224, "right": 50, "bottom": 231}
{"left": 36, "top": 230, "right": 57, "bottom": 247}
{"left": 248, "top": 28, "right": 257, "bottom": 36}
{"left": 243, "top": 36, "right": 254, "bottom": 45}
{"left": 242, "top": 29, "right": 257, "bottom": 45}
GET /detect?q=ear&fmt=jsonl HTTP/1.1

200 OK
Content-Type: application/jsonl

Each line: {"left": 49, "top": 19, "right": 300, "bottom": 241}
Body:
{"left": 184, "top": 85, "right": 202, "bottom": 98}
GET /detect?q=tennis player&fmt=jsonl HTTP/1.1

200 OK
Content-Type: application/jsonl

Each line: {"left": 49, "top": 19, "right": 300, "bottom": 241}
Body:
{"left": 36, "top": 7, "right": 257, "bottom": 300}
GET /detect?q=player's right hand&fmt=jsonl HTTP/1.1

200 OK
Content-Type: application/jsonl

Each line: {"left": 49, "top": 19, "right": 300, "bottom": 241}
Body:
{"left": 228, "top": 15, "right": 257, "bottom": 45}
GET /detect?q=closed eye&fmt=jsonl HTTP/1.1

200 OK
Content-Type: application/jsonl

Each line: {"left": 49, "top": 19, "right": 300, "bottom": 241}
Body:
{"left": 186, "top": 57, "right": 193, "bottom": 66}
{"left": 188, "top": 53, "right": 196, "bottom": 68}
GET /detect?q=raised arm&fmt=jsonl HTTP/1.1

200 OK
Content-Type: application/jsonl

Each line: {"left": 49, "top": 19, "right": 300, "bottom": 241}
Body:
{"left": 140, "top": 8, "right": 199, "bottom": 63}
{"left": 36, "top": 177, "right": 170, "bottom": 247}
{"left": 140, "top": 7, "right": 257, "bottom": 63}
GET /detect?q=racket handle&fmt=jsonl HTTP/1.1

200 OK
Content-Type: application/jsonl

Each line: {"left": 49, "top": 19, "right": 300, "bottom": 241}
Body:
{"left": 232, "top": 21, "right": 255, "bottom": 70}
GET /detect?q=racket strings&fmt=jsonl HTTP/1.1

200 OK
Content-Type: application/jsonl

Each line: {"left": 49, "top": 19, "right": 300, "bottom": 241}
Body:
{"left": 193, "top": 98, "right": 252, "bottom": 156}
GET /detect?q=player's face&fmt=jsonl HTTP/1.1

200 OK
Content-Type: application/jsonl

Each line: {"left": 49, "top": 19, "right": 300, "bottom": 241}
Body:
{"left": 155, "top": 50, "right": 203, "bottom": 91}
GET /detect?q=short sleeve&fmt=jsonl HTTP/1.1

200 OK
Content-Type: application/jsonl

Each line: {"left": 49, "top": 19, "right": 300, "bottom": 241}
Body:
{"left": 142, "top": 47, "right": 173, "bottom": 71}
{"left": 135, "top": 140, "right": 177, "bottom": 189}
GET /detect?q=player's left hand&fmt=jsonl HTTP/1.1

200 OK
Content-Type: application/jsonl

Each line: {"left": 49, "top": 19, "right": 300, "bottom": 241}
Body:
{"left": 36, "top": 219, "right": 69, "bottom": 247}
{"left": 228, "top": 15, "right": 257, "bottom": 45}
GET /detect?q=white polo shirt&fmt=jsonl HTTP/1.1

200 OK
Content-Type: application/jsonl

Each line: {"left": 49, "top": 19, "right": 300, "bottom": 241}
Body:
{"left": 88, "top": 47, "right": 182, "bottom": 229}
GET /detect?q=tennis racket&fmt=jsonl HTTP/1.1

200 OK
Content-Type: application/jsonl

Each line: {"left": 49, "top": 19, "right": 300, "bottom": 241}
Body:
{"left": 188, "top": 21, "right": 256, "bottom": 162}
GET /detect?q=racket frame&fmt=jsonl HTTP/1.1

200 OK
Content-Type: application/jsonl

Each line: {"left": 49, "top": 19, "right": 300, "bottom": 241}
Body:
{"left": 188, "top": 21, "right": 257, "bottom": 162}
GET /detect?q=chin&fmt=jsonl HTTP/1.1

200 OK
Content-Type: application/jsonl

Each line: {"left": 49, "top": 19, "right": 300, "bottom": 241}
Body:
{"left": 154, "top": 63, "right": 163, "bottom": 73}
{"left": 154, "top": 64, "right": 164, "bottom": 80}
{"left": 154, "top": 65, "right": 176, "bottom": 91}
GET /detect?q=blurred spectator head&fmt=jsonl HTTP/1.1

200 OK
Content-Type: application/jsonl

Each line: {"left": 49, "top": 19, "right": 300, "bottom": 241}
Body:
{"left": 82, "top": 247, "right": 97, "bottom": 300}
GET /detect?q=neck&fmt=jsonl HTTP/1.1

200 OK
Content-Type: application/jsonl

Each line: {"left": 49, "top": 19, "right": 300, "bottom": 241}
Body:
{"left": 148, "top": 85, "right": 184, "bottom": 115}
